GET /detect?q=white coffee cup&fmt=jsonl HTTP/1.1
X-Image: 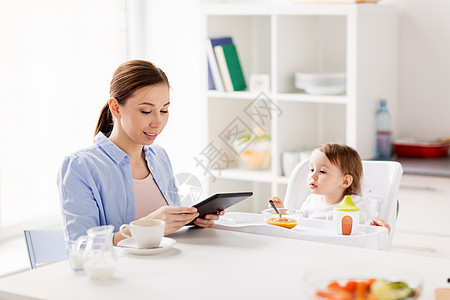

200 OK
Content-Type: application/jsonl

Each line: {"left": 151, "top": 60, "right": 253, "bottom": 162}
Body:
{"left": 119, "top": 219, "right": 165, "bottom": 248}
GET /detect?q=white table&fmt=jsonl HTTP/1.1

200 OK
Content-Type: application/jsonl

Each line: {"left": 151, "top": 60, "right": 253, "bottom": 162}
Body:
{"left": 0, "top": 227, "right": 448, "bottom": 300}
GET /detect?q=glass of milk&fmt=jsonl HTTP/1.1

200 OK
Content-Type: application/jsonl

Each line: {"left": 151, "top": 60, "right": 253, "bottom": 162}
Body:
{"left": 67, "top": 239, "right": 85, "bottom": 271}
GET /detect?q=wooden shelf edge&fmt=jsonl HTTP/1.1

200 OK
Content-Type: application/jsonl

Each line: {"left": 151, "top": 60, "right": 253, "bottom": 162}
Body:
{"left": 277, "top": 93, "right": 348, "bottom": 104}
{"left": 209, "top": 168, "right": 273, "bottom": 183}
{"left": 209, "top": 168, "right": 291, "bottom": 185}
{"left": 207, "top": 91, "right": 348, "bottom": 104}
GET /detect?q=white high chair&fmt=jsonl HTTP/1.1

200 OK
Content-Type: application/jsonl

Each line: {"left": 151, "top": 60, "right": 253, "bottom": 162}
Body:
{"left": 284, "top": 159, "right": 403, "bottom": 249}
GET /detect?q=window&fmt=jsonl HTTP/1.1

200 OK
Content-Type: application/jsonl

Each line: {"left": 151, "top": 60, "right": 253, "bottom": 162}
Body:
{"left": 0, "top": 0, "right": 127, "bottom": 226}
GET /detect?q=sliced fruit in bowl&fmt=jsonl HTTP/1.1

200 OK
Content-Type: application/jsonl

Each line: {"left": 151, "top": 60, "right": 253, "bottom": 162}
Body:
{"left": 304, "top": 264, "right": 421, "bottom": 300}
{"left": 315, "top": 278, "right": 417, "bottom": 300}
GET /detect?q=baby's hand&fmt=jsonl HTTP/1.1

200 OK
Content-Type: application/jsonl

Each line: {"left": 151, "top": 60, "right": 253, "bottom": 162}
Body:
{"left": 369, "top": 217, "right": 391, "bottom": 234}
{"left": 268, "top": 197, "right": 285, "bottom": 209}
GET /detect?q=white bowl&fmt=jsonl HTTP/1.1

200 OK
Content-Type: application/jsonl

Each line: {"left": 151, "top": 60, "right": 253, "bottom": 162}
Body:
{"left": 262, "top": 208, "right": 302, "bottom": 229}
{"left": 301, "top": 86, "right": 346, "bottom": 95}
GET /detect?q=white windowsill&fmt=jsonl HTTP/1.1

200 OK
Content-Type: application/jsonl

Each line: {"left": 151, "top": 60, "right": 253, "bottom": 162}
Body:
{"left": 0, "top": 236, "right": 30, "bottom": 278}
{"left": 0, "top": 214, "right": 62, "bottom": 278}
{"left": 0, "top": 214, "right": 61, "bottom": 241}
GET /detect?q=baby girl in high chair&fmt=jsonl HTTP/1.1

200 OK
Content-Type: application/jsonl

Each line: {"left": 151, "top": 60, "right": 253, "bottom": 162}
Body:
{"left": 270, "top": 143, "right": 391, "bottom": 232}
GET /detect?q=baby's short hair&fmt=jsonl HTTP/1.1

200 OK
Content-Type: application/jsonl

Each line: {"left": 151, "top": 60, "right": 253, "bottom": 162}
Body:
{"left": 317, "top": 143, "right": 363, "bottom": 196}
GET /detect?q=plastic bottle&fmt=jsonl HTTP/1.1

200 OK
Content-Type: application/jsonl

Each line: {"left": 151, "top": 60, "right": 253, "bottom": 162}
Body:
{"left": 375, "top": 100, "right": 392, "bottom": 159}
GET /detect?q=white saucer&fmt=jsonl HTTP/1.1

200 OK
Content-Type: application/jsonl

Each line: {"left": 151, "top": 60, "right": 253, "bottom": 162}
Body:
{"left": 116, "top": 237, "right": 176, "bottom": 255}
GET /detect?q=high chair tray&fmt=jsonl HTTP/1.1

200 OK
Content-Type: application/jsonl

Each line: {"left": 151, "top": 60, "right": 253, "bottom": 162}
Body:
{"left": 212, "top": 212, "right": 389, "bottom": 250}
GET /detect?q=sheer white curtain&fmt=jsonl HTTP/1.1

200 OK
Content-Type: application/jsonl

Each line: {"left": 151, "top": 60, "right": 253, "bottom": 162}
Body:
{"left": 0, "top": 0, "right": 127, "bottom": 227}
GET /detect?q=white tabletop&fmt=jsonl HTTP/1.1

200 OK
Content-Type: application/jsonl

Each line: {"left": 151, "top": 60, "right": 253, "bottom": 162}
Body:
{"left": 0, "top": 227, "right": 448, "bottom": 300}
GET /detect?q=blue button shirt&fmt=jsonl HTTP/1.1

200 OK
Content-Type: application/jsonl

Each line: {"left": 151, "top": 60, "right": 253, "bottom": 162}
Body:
{"left": 57, "top": 132, "right": 180, "bottom": 244}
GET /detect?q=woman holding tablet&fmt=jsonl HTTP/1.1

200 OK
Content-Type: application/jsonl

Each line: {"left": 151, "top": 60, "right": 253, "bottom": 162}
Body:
{"left": 57, "top": 60, "right": 223, "bottom": 245}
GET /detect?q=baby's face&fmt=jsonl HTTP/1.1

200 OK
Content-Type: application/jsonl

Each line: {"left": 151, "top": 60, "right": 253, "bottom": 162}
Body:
{"left": 307, "top": 149, "right": 347, "bottom": 198}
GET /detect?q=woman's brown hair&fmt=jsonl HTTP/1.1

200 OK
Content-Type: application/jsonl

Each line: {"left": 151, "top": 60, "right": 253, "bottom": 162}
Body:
{"left": 318, "top": 143, "right": 363, "bottom": 196}
{"left": 94, "top": 60, "right": 169, "bottom": 137}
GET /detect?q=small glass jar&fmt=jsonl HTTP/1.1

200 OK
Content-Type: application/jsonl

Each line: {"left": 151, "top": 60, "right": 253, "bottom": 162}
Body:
{"left": 78, "top": 225, "right": 117, "bottom": 280}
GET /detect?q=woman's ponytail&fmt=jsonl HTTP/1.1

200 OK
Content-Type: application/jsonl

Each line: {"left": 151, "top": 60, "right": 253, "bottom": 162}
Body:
{"left": 94, "top": 102, "right": 113, "bottom": 138}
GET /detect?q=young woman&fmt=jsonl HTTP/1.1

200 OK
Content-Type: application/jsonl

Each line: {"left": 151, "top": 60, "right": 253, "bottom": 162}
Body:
{"left": 58, "top": 60, "right": 223, "bottom": 245}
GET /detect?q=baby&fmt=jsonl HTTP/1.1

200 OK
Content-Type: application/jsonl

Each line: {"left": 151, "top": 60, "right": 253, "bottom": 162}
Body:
{"left": 271, "top": 143, "right": 390, "bottom": 232}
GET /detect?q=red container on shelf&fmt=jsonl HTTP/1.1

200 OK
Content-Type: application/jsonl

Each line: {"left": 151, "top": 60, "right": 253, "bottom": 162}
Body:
{"left": 394, "top": 141, "right": 450, "bottom": 158}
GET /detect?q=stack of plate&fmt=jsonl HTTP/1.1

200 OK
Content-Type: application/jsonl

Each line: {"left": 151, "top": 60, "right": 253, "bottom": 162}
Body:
{"left": 295, "top": 72, "right": 346, "bottom": 95}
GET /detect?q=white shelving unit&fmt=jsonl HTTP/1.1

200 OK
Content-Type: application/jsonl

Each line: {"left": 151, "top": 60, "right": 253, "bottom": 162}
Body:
{"left": 201, "top": 4, "right": 398, "bottom": 213}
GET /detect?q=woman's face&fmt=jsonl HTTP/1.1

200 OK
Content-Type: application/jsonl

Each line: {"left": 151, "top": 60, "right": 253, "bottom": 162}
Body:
{"left": 117, "top": 84, "right": 170, "bottom": 146}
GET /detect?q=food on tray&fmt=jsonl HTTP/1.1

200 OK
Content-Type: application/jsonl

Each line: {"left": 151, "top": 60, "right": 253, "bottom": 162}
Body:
{"left": 262, "top": 208, "right": 302, "bottom": 229}
{"left": 315, "top": 278, "right": 417, "bottom": 300}
{"left": 266, "top": 217, "right": 298, "bottom": 229}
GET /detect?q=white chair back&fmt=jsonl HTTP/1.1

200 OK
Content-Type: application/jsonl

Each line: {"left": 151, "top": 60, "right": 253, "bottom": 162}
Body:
{"left": 24, "top": 228, "right": 67, "bottom": 269}
{"left": 360, "top": 161, "right": 403, "bottom": 237}
{"left": 284, "top": 159, "right": 311, "bottom": 210}
{"left": 284, "top": 160, "right": 403, "bottom": 249}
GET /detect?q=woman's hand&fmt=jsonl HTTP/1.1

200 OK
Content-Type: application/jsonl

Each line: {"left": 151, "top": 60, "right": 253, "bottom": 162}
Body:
{"left": 369, "top": 217, "right": 391, "bottom": 233}
{"left": 143, "top": 206, "right": 199, "bottom": 234}
{"left": 268, "top": 196, "right": 285, "bottom": 209}
{"left": 193, "top": 210, "right": 225, "bottom": 228}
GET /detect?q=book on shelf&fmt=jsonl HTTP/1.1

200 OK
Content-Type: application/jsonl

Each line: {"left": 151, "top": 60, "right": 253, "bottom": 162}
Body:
{"left": 214, "top": 43, "right": 247, "bottom": 92}
{"left": 207, "top": 61, "right": 215, "bottom": 90}
{"left": 205, "top": 36, "right": 234, "bottom": 91}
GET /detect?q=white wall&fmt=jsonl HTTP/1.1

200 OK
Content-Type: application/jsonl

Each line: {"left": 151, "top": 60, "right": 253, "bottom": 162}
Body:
{"left": 375, "top": 0, "right": 450, "bottom": 140}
